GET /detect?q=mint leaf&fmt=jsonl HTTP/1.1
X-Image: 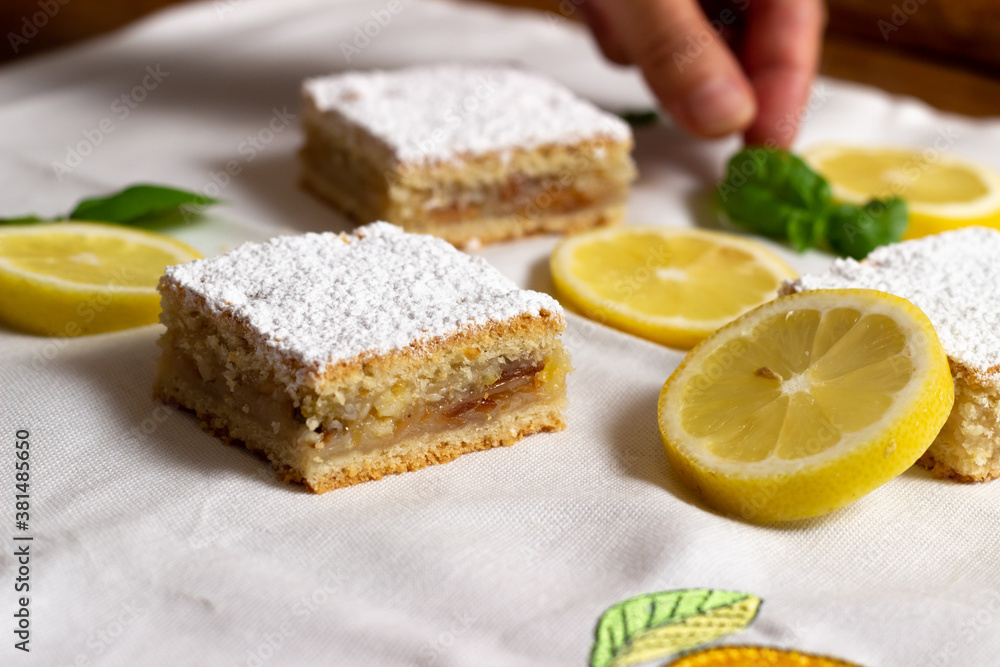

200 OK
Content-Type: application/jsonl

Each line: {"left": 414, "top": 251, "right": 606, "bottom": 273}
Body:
{"left": 716, "top": 146, "right": 909, "bottom": 258}
{"left": 716, "top": 147, "right": 831, "bottom": 251}
{"left": 0, "top": 215, "right": 47, "bottom": 226}
{"left": 69, "top": 185, "right": 218, "bottom": 224}
{"left": 827, "top": 197, "right": 908, "bottom": 259}
{"left": 619, "top": 109, "right": 659, "bottom": 127}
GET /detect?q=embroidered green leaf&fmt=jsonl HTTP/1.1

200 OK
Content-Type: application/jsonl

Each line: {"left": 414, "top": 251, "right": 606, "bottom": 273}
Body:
{"left": 589, "top": 589, "right": 761, "bottom": 667}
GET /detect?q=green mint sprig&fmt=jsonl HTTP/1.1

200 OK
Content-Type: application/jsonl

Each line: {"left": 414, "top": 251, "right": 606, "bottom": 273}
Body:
{"left": 0, "top": 184, "right": 219, "bottom": 226}
{"left": 715, "top": 147, "right": 908, "bottom": 259}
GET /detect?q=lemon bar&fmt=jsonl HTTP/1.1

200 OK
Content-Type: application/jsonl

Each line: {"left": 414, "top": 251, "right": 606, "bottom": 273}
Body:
{"left": 781, "top": 227, "right": 1000, "bottom": 481}
{"left": 154, "top": 223, "right": 570, "bottom": 492}
{"left": 300, "top": 65, "right": 636, "bottom": 246}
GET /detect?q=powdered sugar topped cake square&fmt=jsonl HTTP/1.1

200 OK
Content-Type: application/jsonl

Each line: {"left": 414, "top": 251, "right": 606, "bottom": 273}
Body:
{"left": 162, "top": 222, "right": 561, "bottom": 375}
{"left": 156, "top": 222, "right": 570, "bottom": 491}
{"left": 300, "top": 65, "right": 635, "bottom": 246}
{"left": 783, "top": 226, "right": 1000, "bottom": 386}
{"left": 303, "top": 64, "right": 630, "bottom": 166}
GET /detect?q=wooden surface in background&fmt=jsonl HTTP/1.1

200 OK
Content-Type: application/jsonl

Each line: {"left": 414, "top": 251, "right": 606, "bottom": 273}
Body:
{"left": 2, "top": 0, "right": 998, "bottom": 117}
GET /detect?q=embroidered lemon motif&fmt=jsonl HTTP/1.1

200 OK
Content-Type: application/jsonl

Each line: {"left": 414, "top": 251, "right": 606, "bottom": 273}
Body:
{"left": 590, "top": 589, "right": 761, "bottom": 667}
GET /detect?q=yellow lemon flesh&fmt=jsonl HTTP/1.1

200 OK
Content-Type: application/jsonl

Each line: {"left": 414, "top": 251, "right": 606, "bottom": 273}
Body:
{"left": 0, "top": 222, "right": 201, "bottom": 336}
{"left": 550, "top": 226, "right": 797, "bottom": 349}
{"left": 804, "top": 145, "right": 1000, "bottom": 239}
{"left": 658, "top": 289, "right": 954, "bottom": 522}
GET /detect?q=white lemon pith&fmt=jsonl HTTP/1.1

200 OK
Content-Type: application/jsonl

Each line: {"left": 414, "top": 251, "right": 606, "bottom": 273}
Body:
{"left": 803, "top": 145, "right": 1000, "bottom": 239}
{"left": 550, "top": 226, "right": 797, "bottom": 349}
{"left": 0, "top": 222, "right": 201, "bottom": 336}
{"left": 658, "top": 289, "right": 954, "bottom": 522}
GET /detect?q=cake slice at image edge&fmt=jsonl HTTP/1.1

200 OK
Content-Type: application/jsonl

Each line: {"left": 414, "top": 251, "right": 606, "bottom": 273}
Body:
{"left": 781, "top": 227, "right": 1000, "bottom": 481}
{"left": 153, "top": 222, "right": 571, "bottom": 492}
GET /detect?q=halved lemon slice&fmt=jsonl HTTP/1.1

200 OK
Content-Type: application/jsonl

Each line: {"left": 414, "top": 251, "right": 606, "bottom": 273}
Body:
{"left": 550, "top": 226, "right": 796, "bottom": 349}
{"left": 0, "top": 222, "right": 201, "bottom": 336}
{"left": 658, "top": 289, "right": 954, "bottom": 522}
{"left": 803, "top": 144, "right": 1000, "bottom": 239}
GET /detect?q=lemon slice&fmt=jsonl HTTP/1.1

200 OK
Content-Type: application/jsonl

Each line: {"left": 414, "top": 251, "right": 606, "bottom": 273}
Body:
{"left": 803, "top": 144, "right": 1000, "bottom": 239}
{"left": 658, "top": 289, "right": 954, "bottom": 522}
{"left": 0, "top": 222, "right": 201, "bottom": 336}
{"left": 550, "top": 226, "right": 797, "bottom": 349}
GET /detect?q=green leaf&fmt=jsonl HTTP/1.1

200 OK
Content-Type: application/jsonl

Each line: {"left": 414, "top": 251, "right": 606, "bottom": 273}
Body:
{"left": 68, "top": 184, "right": 218, "bottom": 224}
{"left": 827, "top": 197, "right": 908, "bottom": 260}
{"left": 589, "top": 588, "right": 762, "bottom": 667}
{"left": 619, "top": 109, "right": 660, "bottom": 127}
{"left": 716, "top": 147, "right": 831, "bottom": 251}
{"left": 0, "top": 215, "right": 47, "bottom": 226}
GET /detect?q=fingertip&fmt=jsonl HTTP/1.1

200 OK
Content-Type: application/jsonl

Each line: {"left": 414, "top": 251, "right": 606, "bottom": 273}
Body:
{"left": 743, "top": 69, "right": 812, "bottom": 147}
{"left": 671, "top": 76, "right": 757, "bottom": 138}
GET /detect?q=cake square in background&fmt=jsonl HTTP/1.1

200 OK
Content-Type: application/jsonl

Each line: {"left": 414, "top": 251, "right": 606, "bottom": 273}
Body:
{"left": 300, "top": 65, "right": 635, "bottom": 246}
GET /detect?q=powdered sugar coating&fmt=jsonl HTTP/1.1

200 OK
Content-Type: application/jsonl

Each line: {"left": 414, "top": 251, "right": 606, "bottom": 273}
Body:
{"left": 784, "top": 227, "right": 1000, "bottom": 385}
{"left": 303, "top": 65, "right": 631, "bottom": 165}
{"left": 164, "top": 223, "right": 562, "bottom": 381}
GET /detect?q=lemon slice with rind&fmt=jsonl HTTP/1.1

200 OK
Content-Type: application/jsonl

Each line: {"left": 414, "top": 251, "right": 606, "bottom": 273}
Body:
{"left": 0, "top": 222, "right": 201, "bottom": 336}
{"left": 550, "top": 226, "right": 797, "bottom": 349}
{"left": 803, "top": 144, "right": 1000, "bottom": 239}
{"left": 658, "top": 288, "right": 954, "bottom": 522}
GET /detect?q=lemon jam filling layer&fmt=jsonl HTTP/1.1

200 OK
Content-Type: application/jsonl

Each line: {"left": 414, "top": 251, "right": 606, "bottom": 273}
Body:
{"left": 163, "top": 344, "right": 570, "bottom": 459}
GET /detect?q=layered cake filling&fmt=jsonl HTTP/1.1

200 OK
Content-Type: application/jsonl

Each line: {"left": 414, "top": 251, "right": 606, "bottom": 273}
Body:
{"left": 158, "top": 325, "right": 570, "bottom": 468}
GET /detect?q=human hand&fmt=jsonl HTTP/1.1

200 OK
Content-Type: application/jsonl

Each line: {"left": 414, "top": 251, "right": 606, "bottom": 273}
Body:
{"left": 583, "top": 0, "right": 825, "bottom": 147}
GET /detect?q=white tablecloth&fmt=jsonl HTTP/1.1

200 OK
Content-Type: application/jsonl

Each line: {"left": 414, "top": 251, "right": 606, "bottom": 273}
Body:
{"left": 3, "top": 1, "right": 1000, "bottom": 665}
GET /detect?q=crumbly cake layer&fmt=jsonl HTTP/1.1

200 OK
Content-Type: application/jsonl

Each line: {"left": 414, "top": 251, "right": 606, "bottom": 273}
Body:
{"left": 917, "top": 360, "right": 1000, "bottom": 482}
{"left": 300, "top": 66, "right": 635, "bottom": 244}
{"left": 155, "top": 223, "right": 570, "bottom": 490}
{"left": 781, "top": 227, "right": 1000, "bottom": 481}
{"left": 155, "top": 304, "right": 570, "bottom": 491}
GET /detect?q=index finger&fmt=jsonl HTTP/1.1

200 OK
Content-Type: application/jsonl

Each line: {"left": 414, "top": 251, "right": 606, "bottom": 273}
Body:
{"left": 740, "top": 0, "right": 826, "bottom": 147}
{"left": 597, "top": 0, "right": 757, "bottom": 138}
